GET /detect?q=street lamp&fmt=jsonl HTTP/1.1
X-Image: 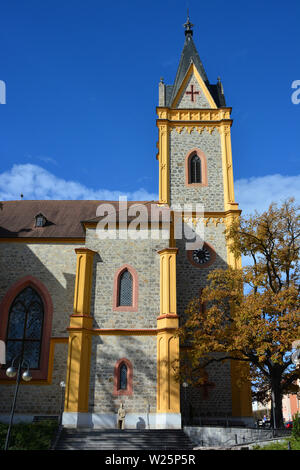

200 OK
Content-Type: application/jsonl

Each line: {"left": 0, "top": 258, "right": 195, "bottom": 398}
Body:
{"left": 4, "top": 355, "right": 32, "bottom": 450}
{"left": 182, "top": 382, "right": 189, "bottom": 426}
{"left": 59, "top": 381, "right": 66, "bottom": 426}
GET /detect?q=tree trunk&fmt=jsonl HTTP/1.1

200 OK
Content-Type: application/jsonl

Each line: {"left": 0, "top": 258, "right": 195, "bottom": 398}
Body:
{"left": 271, "top": 374, "right": 284, "bottom": 428}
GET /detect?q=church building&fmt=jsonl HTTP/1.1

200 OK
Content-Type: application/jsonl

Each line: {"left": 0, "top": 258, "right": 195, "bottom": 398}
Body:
{"left": 0, "top": 18, "right": 253, "bottom": 429}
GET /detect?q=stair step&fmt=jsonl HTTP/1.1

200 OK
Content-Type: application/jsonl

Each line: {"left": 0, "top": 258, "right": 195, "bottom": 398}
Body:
{"left": 54, "top": 428, "right": 194, "bottom": 450}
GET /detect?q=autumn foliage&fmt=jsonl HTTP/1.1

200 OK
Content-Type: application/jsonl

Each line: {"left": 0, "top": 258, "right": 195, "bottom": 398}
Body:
{"left": 177, "top": 198, "right": 300, "bottom": 427}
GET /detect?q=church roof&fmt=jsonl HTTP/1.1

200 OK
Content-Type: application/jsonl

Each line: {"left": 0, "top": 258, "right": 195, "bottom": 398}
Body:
{"left": 166, "top": 19, "right": 226, "bottom": 108}
{"left": 0, "top": 200, "right": 161, "bottom": 239}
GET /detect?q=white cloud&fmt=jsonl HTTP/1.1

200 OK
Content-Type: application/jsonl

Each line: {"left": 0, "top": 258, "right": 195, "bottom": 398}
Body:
{"left": 0, "top": 164, "right": 158, "bottom": 201}
{"left": 0, "top": 165, "right": 299, "bottom": 213}
{"left": 235, "top": 174, "right": 300, "bottom": 215}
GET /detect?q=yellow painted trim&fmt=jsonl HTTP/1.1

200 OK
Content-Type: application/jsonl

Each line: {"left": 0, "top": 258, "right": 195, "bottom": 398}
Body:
{"left": 73, "top": 249, "right": 97, "bottom": 315}
{"left": 157, "top": 107, "right": 232, "bottom": 122}
{"left": 157, "top": 248, "right": 178, "bottom": 316}
{"left": 156, "top": 248, "right": 180, "bottom": 413}
{"left": 169, "top": 212, "right": 176, "bottom": 248}
{"left": 156, "top": 331, "right": 180, "bottom": 414}
{"left": 157, "top": 123, "right": 170, "bottom": 205}
{"left": 219, "top": 124, "right": 238, "bottom": 212}
{"left": 171, "top": 63, "right": 217, "bottom": 109}
{"left": 64, "top": 249, "right": 96, "bottom": 413}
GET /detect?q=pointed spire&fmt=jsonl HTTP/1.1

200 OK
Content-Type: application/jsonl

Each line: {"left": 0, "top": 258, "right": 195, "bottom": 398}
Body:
{"left": 183, "top": 9, "right": 194, "bottom": 36}
{"left": 169, "top": 16, "right": 208, "bottom": 105}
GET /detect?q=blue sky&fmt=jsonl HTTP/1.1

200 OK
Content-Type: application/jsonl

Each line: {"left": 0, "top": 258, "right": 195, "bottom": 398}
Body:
{"left": 0, "top": 0, "right": 299, "bottom": 214}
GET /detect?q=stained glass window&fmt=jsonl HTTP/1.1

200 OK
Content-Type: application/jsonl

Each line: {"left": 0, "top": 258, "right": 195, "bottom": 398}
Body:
{"left": 190, "top": 155, "right": 201, "bottom": 183}
{"left": 119, "top": 363, "right": 128, "bottom": 390}
{"left": 118, "top": 270, "right": 133, "bottom": 306}
{"left": 6, "top": 287, "right": 44, "bottom": 369}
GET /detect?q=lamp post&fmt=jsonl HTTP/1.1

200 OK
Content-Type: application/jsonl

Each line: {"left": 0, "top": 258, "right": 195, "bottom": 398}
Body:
{"left": 4, "top": 355, "right": 32, "bottom": 450}
{"left": 182, "top": 382, "right": 189, "bottom": 426}
{"left": 59, "top": 381, "right": 66, "bottom": 426}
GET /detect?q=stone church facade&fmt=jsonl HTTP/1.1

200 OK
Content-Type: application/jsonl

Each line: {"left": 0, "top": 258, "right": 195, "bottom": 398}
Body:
{"left": 0, "top": 20, "right": 253, "bottom": 428}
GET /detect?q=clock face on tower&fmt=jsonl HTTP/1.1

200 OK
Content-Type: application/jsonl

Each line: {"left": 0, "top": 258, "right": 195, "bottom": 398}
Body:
{"left": 187, "top": 242, "right": 216, "bottom": 268}
{"left": 192, "top": 247, "right": 211, "bottom": 265}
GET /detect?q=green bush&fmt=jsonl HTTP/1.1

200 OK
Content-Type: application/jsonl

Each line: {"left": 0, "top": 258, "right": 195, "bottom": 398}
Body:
{"left": 292, "top": 412, "right": 300, "bottom": 439}
{"left": 0, "top": 420, "right": 58, "bottom": 450}
{"left": 253, "top": 437, "right": 300, "bottom": 450}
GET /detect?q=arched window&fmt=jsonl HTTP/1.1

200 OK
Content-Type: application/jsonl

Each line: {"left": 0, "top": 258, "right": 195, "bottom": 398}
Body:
{"left": 185, "top": 148, "right": 208, "bottom": 187}
{"left": 118, "top": 269, "right": 133, "bottom": 307}
{"left": 190, "top": 154, "right": 201, "bottom": 183}
{"left": 119, "top": 363, "right": 128, "bottom": 390}
{"left": 113, "top": 265, "right": 138, "bottom": 311}
{"left": 0, "top": 276, "right": 53, "bottom": 381}
{"left": 6, "top": 287, "right": 44, "bottom": 369}
{"left": 113, "top": 358, "right": 133, "bottom": 396}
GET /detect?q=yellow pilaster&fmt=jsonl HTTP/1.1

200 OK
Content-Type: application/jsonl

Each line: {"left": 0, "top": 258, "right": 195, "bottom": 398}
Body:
{"left": 220, "top": 124, "right": 238, "bottom": 211}
{"left": 64, "top": 248, "right": 97, "bottom": 413}
{"left": 156, "top": 248, "right": 180, "bottom": 414}
{"left": 224, "top": 210, "right": 242, "bottom": 270}
{"left": 157, "top": 123, "right": 170, "bottom": 205}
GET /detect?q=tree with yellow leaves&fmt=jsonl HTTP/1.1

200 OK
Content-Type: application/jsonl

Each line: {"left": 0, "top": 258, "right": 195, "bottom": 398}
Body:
{"left": 177, "top": 198, "right": 300, "bottom": 428}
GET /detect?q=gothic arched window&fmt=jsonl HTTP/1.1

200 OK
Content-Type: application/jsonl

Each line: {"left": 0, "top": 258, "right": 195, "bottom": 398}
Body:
{"left": 118, "top": 269, "right": 133, "bottom": 307}
{"left": 190, "top": 155, "right": 201, "bottom": 183}
{"left": 185, "top": 149, "right": 208, "bottom": 187}
{"left": 6, "top": 286, "right": 44, "bottom": 369}
{"left": 119, "top": 363, "right": 128, "bottom": 390}
{"left": 0, "top": 276, "right": 53, "bottom": 381}
{"left": 113, "top": 265, "right": 138, "bottom": 312}
{"left": 113, "top": 358, "right": 133, "bottom": 396}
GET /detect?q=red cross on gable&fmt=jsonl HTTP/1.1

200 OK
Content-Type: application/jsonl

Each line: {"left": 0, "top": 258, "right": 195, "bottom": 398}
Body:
{"left": 186, "top": 84, "right": 200, "bottom": 102}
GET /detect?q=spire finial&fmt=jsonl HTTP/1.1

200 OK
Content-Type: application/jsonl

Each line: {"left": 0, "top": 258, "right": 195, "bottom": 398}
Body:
{"left": 183, "top": 9, "right": 194, "bottom": 36}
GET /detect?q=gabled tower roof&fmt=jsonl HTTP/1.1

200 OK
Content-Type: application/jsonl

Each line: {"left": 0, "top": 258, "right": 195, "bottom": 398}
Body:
{"left": 163, "top": 16, "right": 226, "bottom": 109}
{"left": 170, "top": 17, "right": 209, "bottom": 104}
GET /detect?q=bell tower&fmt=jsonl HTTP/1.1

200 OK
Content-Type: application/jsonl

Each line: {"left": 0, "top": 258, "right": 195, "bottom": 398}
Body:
{"left": 156, "top": 16, "right": 238, "bottom": 213}
{"left": 156, "top": 17, "right": 253, "bottom": 424}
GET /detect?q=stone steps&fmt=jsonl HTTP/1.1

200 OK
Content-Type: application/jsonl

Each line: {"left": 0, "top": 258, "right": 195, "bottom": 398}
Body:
{"left": 55, "top": 428, "right": 195, "bottom": 450}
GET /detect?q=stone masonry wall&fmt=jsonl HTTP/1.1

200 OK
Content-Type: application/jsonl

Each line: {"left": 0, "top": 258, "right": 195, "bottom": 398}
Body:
{"left": 85, "top": 227, "right": 167, "bottom": 413}
{"left": 85, "top": 228, "right": 166, "bottom": 329}
{"left": 0, "top": 242, "right": 80, "bottom": 415}
{"left": 89, "top": 335, "right": 157, "bottom": 414}
{"left": 169, "top": 127, "right": 224, "bottom": 211}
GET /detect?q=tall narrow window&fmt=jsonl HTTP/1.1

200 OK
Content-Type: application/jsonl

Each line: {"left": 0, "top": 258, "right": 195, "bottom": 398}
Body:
{"left": 6, "top": 287, "right": 44, "bottom": 369}
{"left": 118, "top": 269, "right": 133, "bottom": 307}
{"left": 190, "top": 154, "right": 201, "bottom": 183}
{"left": 185, "top": 149, "right": 208, "bottom": 187}
{"left": 119, "top": 363, "right": 128, "bottom": 390}
{"left": 113, "top": 265, "right": 138, "bottom": 312}
{"left": 113, "top": 358, "right": 133, "bottom": 396}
